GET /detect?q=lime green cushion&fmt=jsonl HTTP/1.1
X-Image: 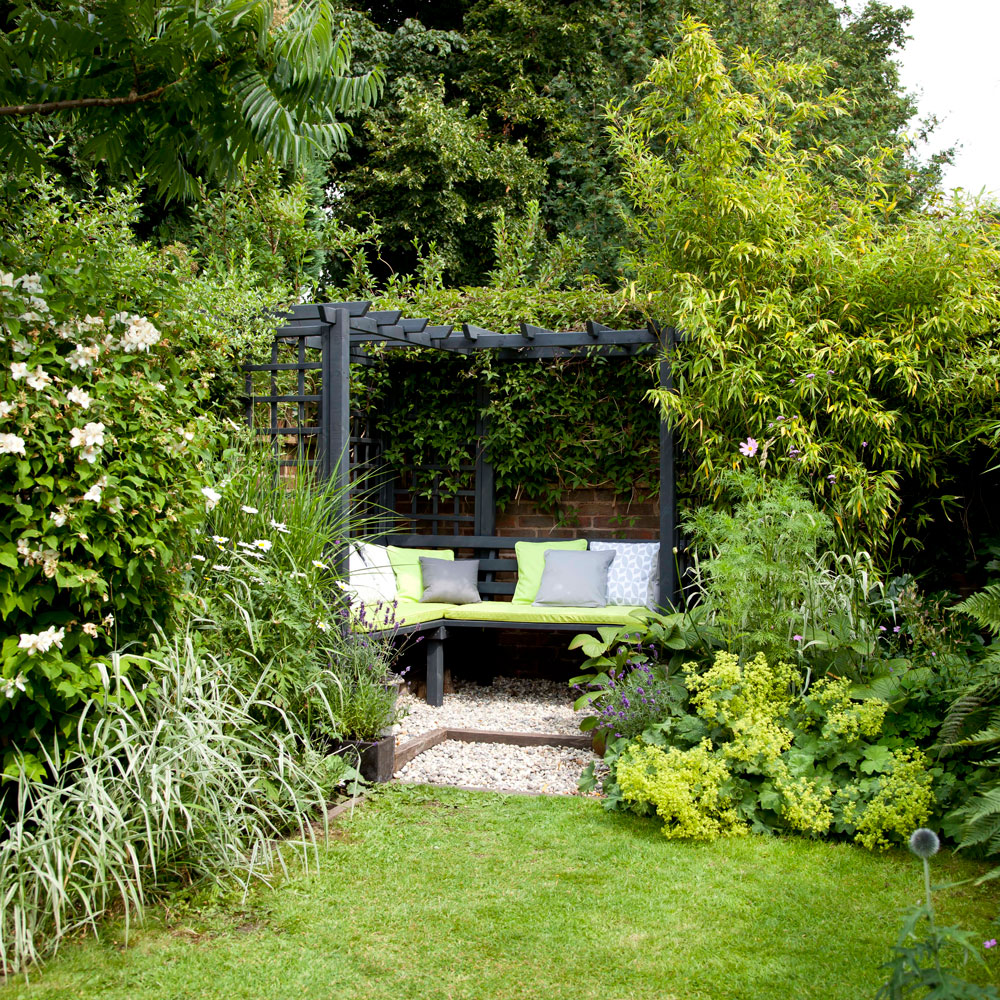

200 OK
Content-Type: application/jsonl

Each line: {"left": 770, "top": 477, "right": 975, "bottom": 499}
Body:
{"left": 442, "top": 601, "right": 649, "bottom": 625}
{"left": 386, "top": 546, "right": 454, "bottom": 603}
{"left": 511, "top": 539, "right": 587, "bottom": 604}
{"left": 356, "top": 601, "right": 453, "bottom": 631}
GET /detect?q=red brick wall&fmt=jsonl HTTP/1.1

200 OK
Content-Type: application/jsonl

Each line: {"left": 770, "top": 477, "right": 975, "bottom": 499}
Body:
{"left": 496, "top": 487, "right": 659, "bottom": 540}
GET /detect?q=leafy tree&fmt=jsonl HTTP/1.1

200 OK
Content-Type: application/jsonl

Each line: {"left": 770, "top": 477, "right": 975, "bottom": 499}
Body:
{"left": 611, "top": 19, "right": 1000, "bottom": 558}
{"left": 0, "top": 0, "right": 383, "bottom": 200}
{"left": 331, "top": 0, "right": 943, "bottom": 284}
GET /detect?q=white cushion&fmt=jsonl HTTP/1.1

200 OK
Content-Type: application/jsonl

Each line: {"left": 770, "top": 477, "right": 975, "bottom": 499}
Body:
{"left": 589, "top": 541, "right": 660, "bottom": 609}
{"left": 342, "top": 542, "right": 397, "bottom": 607}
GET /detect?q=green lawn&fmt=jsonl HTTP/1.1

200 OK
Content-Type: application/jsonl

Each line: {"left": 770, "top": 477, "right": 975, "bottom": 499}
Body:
{"left": 3, "top": 785, "right": 998, "bottom": 1000}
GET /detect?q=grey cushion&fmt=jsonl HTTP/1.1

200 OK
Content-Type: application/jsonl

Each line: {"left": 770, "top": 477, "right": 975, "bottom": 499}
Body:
{"left": 419, "top": 557, "right": 481, "bottom": 605}
{"left": 533, "top": 549, "right": 615, "bottom": 608}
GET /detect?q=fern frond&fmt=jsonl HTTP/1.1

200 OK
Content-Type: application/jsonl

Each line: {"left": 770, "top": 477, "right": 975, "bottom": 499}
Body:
{"left": 956, "top": 583, "right": 1000, "bottom": 634}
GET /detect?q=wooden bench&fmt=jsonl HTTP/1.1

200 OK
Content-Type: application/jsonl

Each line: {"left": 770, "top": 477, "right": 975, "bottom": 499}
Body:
{"left": 369, "top": 534, "right": 660, "bottom": 705}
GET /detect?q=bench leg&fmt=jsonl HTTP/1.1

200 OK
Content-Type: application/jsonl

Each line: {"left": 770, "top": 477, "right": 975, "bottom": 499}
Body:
{"left": 426, "top": 627, "right": 447, "bottom": 706}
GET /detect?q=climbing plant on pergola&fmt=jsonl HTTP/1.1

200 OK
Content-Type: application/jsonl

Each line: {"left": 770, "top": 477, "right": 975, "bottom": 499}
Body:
{"left": 244, "top": 301, "right": 680, "bottom": 604}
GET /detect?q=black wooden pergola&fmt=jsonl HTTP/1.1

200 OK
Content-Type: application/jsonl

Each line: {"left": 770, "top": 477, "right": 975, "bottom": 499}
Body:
{"left": 244, "top": 300, "right": 680, "bottom": 605}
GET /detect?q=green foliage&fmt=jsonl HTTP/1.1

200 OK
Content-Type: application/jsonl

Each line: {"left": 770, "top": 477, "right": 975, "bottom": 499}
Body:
{"left": 335, "top": 0, "right": 938, "bottom": 284}
{"left": 594, "top": 650, "right": 936, "bottom": 848}
{"left": 612, "top": 20, "right": 1000, "bottom": 558}
{"left": 568, "top": 605, "right": 717, "bottom": 734}
{"left": 0, "top": 641, "right": 350, "bottom": 976}
{"left": 186, "top": 436, "right": 404, "bottom": 743}
{"left": 351, "top": 275, "right": 658, "bottom": 511}
{"left": 0, "top": 172, "right": 291, "bottom": 760}
{"left": 0, "top": 1, "right": 384, "bottom": 200}
{"left": 877, "top": 842, "right": 998, "bottom": 999}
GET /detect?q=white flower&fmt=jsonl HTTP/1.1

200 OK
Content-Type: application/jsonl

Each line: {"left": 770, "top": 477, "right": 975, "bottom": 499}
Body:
{"left": 19, "top": 312, "right": 42, "bottom": 324}
{"left": 82, "top": 622, "right": 99, "bottom": 637}
{"left": 51, "top": 509, "right": 67, "bottom": 527}
{"left": 11, "top": 362, "right": 28, "bottom": 380}
{"left": 16, "top": 539, "right": 31, "bottom": 560}
{"left": 152, "top": 382, "right": 166, "bottom": 391}
{"left": 0, "top": 401, "right": 13, "bottom": 418}
{"left": 28, "top": 296, "right": 49, "bottom": 314}
{"left": 70, "top": 422, "right": 106, "bottom": 460}
{"left": 66, "top": 387, "right": 91, "bottom": 409}
{"left": 110, "top": 311, "right": 131, "bottom": 327}
{"left": 211, "top": 535, "right": 229, "bottom": 544}
{"left": 81, "top": 483, "right": 102, "bottom": 503}
{"left": 201, "top": 486, "right": 222, "bottom": 510}
{"left": 42, "top": 554, "right": 58, "bottom": 578}
{"left": 119, "top": 317, "right": 160, "bottom": 353}
{"left": 311, "top": 560, "right": 328, "bottom": 569}
{"left": 12, "top": 339, "right": 31, "bottom": 355}
{"left": 291, "top": 571, "right": 308, "bottom": 579}
{"left": 212, "top": 564, "right": 231, "bottom": 572}
{"left": 2, "top": 673, "right": 27, "bottom": 699}
{"left": 82, "top": 314, "right": 104, "bottom": 329}
{"left": 315, "top": 621, "right": 329, "bottom": 632}
{"left": 102, "top": 614, "right": 115, "bottom": 628}
{"left": 0, "top": 433, "right": 26, "bottom": 456}
{"left": 25, "top": 366, "right": 51, "bottom": 391}
{"left": 17, "top": 626, "right": 64, "bottom": 655}
{"left": 68, "top": 344, "right": 100, "bottom": 370}
{"left": 18, "top": 274, "right": 43, "bottom": 295}
{"left": 0, "top": 272, "right": 15, "bottom": 289}
{"left": 240, "top": 505, "right": 259, "bottom": 514}
{"left": 191, "top": 554, "right": 206, "bottom": 562}
{"left": 270, "top": 519, "right": 290, "bottom": 534}
{"left": 252, "top": 539, "right": 272, "bottom": 552}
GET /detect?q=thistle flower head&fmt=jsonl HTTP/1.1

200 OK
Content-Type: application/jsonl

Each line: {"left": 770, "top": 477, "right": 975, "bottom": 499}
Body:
{"left": 909, "top": 828, "right": 940, "bottom": 859}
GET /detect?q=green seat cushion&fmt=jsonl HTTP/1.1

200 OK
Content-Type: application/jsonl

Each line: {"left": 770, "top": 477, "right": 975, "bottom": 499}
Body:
{"left": 356, "top": 601, "right": 453, "bottom": 631}
{"left": 442, "top": 601, "right": 649, "bottom": 625}
{"left": 386, "top": 546, "right": 454, "bottom": 603}
{"left": 511, "top": 539, "right": 587, "bottom": 604}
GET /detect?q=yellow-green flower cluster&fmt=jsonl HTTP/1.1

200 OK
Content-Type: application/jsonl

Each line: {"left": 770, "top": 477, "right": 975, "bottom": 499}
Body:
{"left": 810, "top": 676, "right": 887, "bottom": 743}
{"left": 847, "top": 748, "right": 934, "bottom": 850}
{"left": 616, "top": 741, "right": 746, "bottom": 841}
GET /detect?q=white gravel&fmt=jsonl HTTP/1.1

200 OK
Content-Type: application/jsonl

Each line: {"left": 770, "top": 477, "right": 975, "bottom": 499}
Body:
{"left": 392, "top": 676, "right": 602, "bottom": 796}
{"left": 395, "top": 741, "right": 597, "bottom": 796}
{"left": 394, "top": 675, "right": 583, "bottom": 740}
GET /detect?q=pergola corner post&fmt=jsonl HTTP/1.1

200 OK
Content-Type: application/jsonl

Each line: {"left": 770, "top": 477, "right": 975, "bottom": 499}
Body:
{"left": 321, "top": 305, "right": 353, "bottom": 573}
{"left": 659, "top": 327, "right": 679, "bottom": 610}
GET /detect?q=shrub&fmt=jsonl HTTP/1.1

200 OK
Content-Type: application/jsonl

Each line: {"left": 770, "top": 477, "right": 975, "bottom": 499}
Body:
{"left": 597, "top": 650, "right": 935, "bottom": 848}
{"left": 0, "top": 175, "right": 289, "bottom": 766}
{"left": 0, "top": 640, "right": 349, "bottom": 975}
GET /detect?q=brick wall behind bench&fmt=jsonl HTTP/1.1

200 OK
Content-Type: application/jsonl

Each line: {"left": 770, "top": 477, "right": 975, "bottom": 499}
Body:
{"left": 495, "top": 487, "right": 659, "bottom": 540}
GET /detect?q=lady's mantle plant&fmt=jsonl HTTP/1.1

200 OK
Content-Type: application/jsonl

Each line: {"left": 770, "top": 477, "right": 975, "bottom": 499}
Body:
{"left": 0, "top": 271, "right": 222, "bottom": 770}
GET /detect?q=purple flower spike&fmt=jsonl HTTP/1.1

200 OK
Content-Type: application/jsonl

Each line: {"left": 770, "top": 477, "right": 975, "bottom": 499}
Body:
{"left": 986, "top": 939, "right": 997, "bottom": 949}
{"left": 806, "top": 373, "right": 815, "bottom": 379}
{"left": 827, "top": 474, "right": 836, "bottom": 482}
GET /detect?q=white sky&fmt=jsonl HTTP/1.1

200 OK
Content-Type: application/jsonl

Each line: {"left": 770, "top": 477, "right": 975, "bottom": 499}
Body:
{"left": 868, "top": 0, "right": 1000, "bottom": 197}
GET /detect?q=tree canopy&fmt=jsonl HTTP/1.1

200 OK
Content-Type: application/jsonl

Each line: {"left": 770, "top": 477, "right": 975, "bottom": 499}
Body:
{"left": 0, "top": 0, "right": 383, "bottom": 200}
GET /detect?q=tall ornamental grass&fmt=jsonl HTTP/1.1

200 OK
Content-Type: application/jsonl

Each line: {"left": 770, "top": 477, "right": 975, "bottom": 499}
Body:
{"left": 0, "top": 637, "right": 348, "bottom": 977}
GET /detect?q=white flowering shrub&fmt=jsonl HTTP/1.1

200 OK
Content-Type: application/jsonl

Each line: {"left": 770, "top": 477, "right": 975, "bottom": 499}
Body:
{"left": 0, "top": 273, "right": 230, "bottom": 766}
{"left": 0, "top": 175, "right": 291, "bottom": 771}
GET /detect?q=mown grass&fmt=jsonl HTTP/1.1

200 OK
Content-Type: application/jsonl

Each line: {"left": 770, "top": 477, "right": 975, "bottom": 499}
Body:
{"left": 3, "top": 785, "right": 998, "bottom": 1000}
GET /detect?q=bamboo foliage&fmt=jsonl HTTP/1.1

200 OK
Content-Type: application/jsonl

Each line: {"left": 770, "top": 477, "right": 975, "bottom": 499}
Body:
{"left": 611, "top": 19, "right": 1000, "bottom": 555}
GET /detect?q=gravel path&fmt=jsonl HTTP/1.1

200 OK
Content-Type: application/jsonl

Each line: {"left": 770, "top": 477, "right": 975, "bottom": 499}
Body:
{"left": 392, "top": 676, "right": 602, "bottom": 796}
{"left": 395, "top": 675, "right": 582, "bottom": 740}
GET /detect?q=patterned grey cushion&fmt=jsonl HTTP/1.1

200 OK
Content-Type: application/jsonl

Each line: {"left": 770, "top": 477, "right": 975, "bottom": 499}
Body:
{"left": 533, "top": 549, "right": 615, "bottom": 608}
{"left": 589, "top": 541, "right": 660, "bottom": 609}
{"left": 418, "top": 557, "right": 481, "bottom": 605}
